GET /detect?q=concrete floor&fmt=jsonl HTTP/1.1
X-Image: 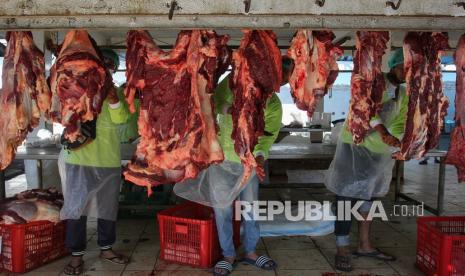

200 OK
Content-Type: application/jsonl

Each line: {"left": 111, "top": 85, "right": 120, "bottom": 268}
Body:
{"left": 2, "top": 160, "right": 465, "bottom": 275}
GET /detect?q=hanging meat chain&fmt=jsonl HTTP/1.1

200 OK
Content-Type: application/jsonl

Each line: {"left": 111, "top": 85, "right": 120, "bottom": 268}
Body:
{"left": 287, "top": 30, "right": 343, "bottom": 117}
{"left": 395, "top": 32, "right": 449, "bottom": 160}
{"left": 0, "top": 31, "right": 51, "bottom": 170}
{"left": 446, "top": 34, "right": 465, "bottom": 182}
{"left": 49, "top": 30, "right": 112, "bottom": 142}
{"left": 348, "top": 31, "right": 390, "bottom": 144}
{"left": 230, "top": 30, "right": 282, "bottom": 186}
{"left": 124, "top": 30, "right": 229, "bottom": 195}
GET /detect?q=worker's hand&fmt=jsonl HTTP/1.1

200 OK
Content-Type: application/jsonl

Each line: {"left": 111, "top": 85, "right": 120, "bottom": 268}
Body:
{"left": 255, "top": 155, "right": 265, "bottom": 180}
{"left": 107, "top": 86, "right": 119, "bottom": 104}
{"left": 374, "top": 124, "right": 401, "bottom": 147}
{"left": 382, "top": 134, "right": 401, "bottom": 148}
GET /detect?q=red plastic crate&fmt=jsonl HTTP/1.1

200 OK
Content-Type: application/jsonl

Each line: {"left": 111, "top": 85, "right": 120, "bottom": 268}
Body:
{"left": 157, "top": 202, "right": 240, "bottom": 268}
{"left": 416, "top": 216, "right": 465, "bottom": 276}
{"left": 0, "top": 220, "right": 68, "bottom": 273}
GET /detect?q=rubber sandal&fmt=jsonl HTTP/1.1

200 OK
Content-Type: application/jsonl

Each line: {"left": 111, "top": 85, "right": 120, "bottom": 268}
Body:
{"left": 213, "top": 260, "right": 234, "bottom": 276}
{"left": 242, "top": 255, "right": 277, "bottom": 270}
{"left": 352, "top": 249, "right": 396, "bottom": 261}
{"left": 63, "top": 261, "right": 84, "bottom": 275}
{"left": 335, "top": 254, "right": 353, "bottom": 272}
{"left": 99, "top": 253, "right": 130, "bottom": 265}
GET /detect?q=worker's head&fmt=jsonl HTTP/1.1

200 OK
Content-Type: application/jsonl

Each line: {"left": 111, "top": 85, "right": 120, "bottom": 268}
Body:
{"left": 101, "top": 48, "right": 120, "bottom": 73}
{"left": 281, "top": 55, "right": 294, "bottom": 85}
{"left": 388, "top": 48, "right": 405, "bottom": 84}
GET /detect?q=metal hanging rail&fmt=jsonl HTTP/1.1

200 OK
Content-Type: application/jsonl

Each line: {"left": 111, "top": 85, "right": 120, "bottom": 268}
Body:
{"left": 1, "top": 0, "right": 465, "bottom": 30}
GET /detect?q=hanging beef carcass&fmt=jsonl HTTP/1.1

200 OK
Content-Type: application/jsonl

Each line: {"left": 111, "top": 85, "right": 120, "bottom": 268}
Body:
{"left": 124, "top": 30, "right": 230, "bottom": 194}
{"left": 446, "top": 34, "right": 465, "bottom": 182}
{"left": 230, "top": 30, "right": 282, "bottom": 185}
{"left": 0, "top": 31, "right": 51, "bottom": 169}
{"left": 347, "top": 31, "right": 390, "bottom": 144}
{"left": 287, "top": 30, "right": 342, "bottom": 117}
{"left": 50, "top": 30, "right": 112, "bottom": 142}
{"left": 395, "top": 32, "right": 449, "bottom": 160}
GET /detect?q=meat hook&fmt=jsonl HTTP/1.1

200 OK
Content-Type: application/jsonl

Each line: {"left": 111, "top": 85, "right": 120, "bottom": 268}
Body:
{"left": 456, "top": 2, "right": 465, "bottom": 10}
{"left": 334, "top": 36, "right": 351, "bottom": 46}
{"left": 168, "top": 0, "right": 177, "bottom": 20}
{"left": 244, "top": 0, "right": 251, "bottom": 13}
{"left": 315, "top": 0, "right": 325, "bottom": 7}
{"left": 386, "top": 0, "right": 402, "bottom": 10}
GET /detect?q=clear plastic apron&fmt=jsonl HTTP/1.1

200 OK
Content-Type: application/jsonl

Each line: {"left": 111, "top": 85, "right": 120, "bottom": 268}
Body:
{"left": 174, "top": 160, "right": 256, "bottom": 208}
{"left": 59, "top": 152, "right": 121, "bottom": 221}
{"left": 325, "top": 98, "right": 398, "bottom": 200}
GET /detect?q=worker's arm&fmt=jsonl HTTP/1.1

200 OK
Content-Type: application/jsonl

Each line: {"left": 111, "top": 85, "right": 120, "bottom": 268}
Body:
{"left": 253, "top": 94, "right": 283, "bottom": 159}
{"left": 373, "top": 124, "right": 400, "bottom": 147}
{"left": 213, "top": 76, "right": 234, "bottom": 115}
{"left": 369, "top": 107, "right": 401, "bottom": 147}
{"left": 387, "top": 87, "right": 409, "bottom": 140}
{"left": 107, "top": 86, "right": 129, "bottom": 124}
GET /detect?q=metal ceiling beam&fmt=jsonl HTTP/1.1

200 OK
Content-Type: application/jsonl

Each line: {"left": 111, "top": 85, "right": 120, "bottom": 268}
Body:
{"left": 2, "top": 15, "right": 465, "bottom": 31}
{"left": 0, "top": 0, "right": 462, "bottom": 17}
{"left": 0, "top": 0, "right": 465, "bottom": 30}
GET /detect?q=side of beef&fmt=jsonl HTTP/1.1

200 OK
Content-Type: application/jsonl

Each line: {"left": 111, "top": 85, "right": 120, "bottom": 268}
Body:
{"left": 0, "top": 188, "right": 63, "bottom": 224}
{"left": 230, "top": 30, "right": 282, "bottom": 185}
{"left": 348, "top": 31, "right": 390, "bottom": 144}
{"left": 0, "top": 31, "right": 51, "bottom": 169}
{"left": 446, "top": 34, "right": 465, "bottom": 182}
{"left": 287, "top": 30, "right": 342, "bottom": 117}
{"left": 124, "top": 30, "right": 229, "bottom": 194}
{"left": 50, "top": 30, "right": 112, "bottom": 142}
{"left": 395, "top": 32, "right": 449, "bottom": 160}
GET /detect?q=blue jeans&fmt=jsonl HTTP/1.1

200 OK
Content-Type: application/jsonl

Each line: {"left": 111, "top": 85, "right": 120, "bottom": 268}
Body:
{"left": 214, "top": 174, "right": 260, "bottom": 258}
{"left": 335, "top": 195, "right": 373, "bottom": 247}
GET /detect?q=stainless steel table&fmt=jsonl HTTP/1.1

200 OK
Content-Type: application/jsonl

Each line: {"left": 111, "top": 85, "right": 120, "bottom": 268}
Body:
{"left": 2, "top": 143, "right": 336, "bottom": 198}
{"left": 15, "top": 146, "right": 61, "bottom": 160}
{"left": 12, "top": 145, "right": 139, "bottom": 191}
{"left": 2, "top": 144, "right": 450, "bottom": 214}
{"left": 268, "top": 143, "right": 335, "bottom": 159}
{"left": 394, "top": 150, "right": 448, "bottom": 216}
{"left": 279, "top": 128, "right": 331, "bottom": 133}
{"left": 14, "top": 146, "right": 62, "bottom": 193}
{"left": 276, "top": 128, "right": 330, "bottom": 143}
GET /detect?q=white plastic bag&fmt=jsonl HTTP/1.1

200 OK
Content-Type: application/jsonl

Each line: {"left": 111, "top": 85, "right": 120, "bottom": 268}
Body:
{"left": 259, "top": 204, "right": 334, "bottom": 237}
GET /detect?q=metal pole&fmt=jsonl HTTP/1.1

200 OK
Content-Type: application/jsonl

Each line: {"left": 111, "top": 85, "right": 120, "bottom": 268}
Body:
{"left": 395, "top": 160, "right": 402, "bottom": 202}
{"left": 0, "top": 170, "right": 5, "bottom": 199}
{"left": 437, "top": 157, "right": 446, "bottom": 216}
{"left": 37, "top": 160, "right": 43, "bottom": 189}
